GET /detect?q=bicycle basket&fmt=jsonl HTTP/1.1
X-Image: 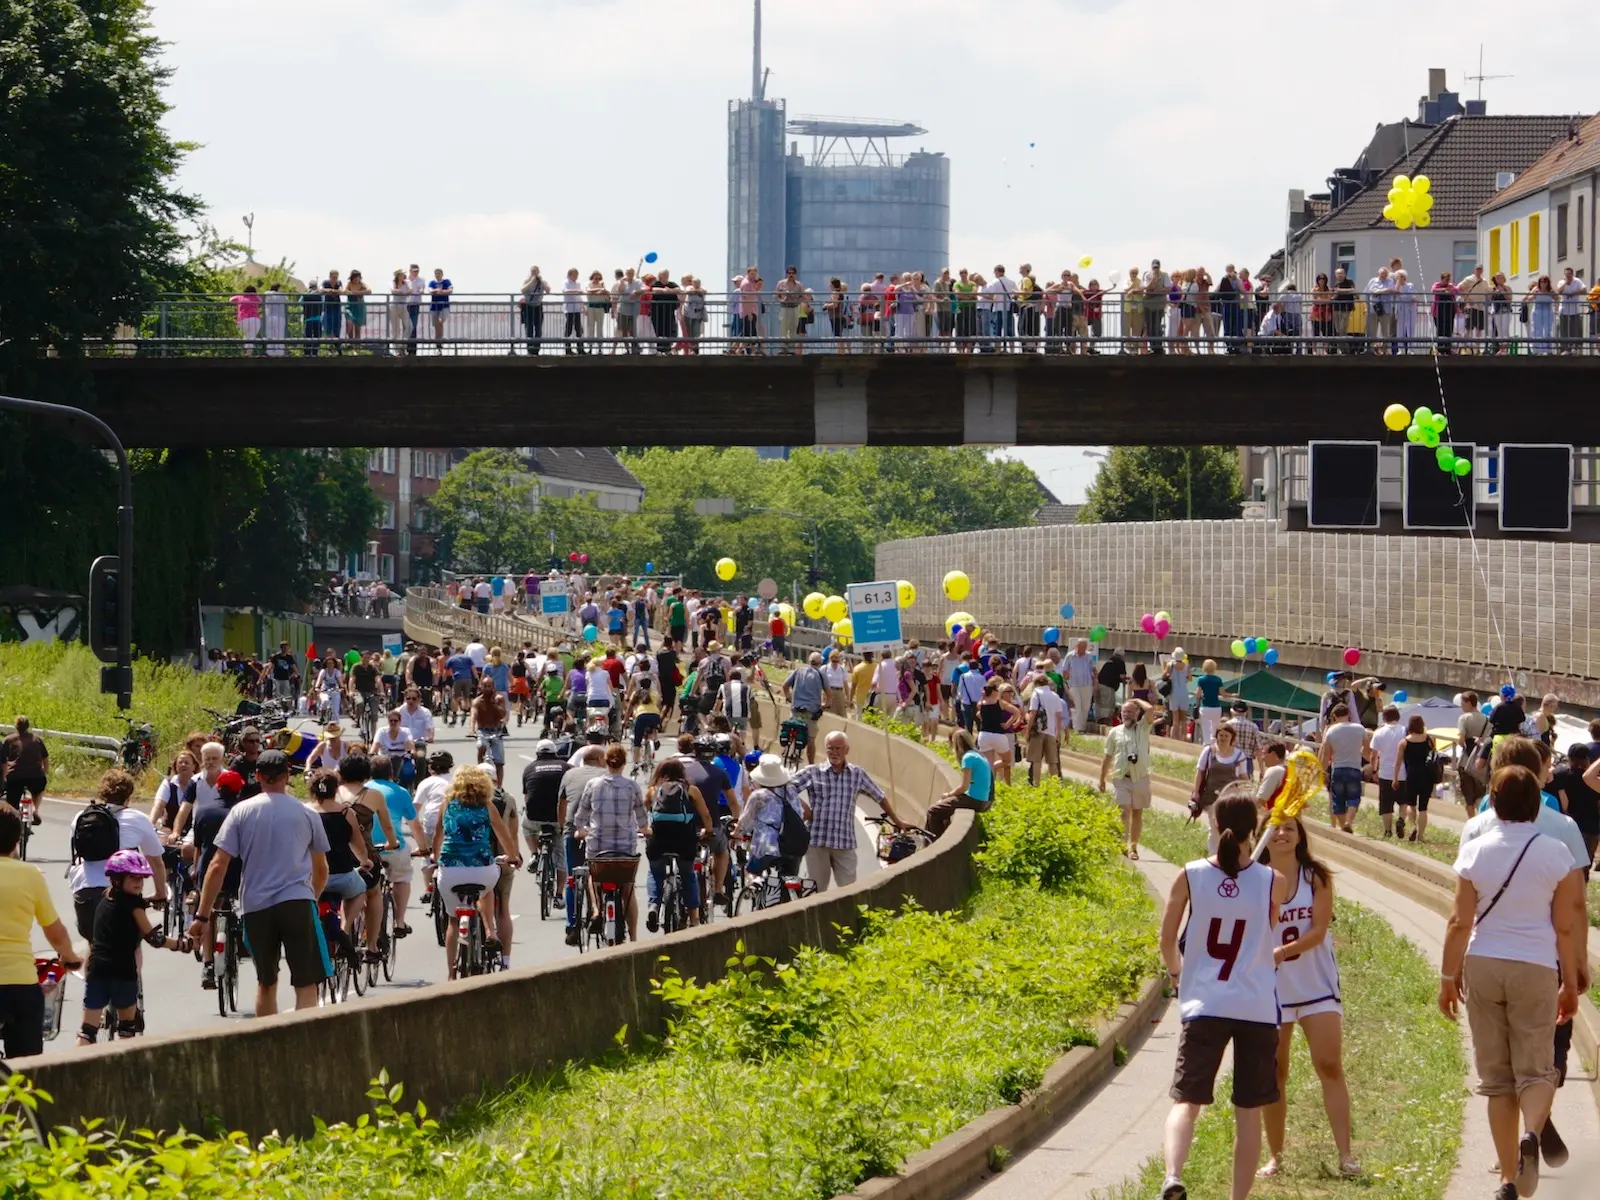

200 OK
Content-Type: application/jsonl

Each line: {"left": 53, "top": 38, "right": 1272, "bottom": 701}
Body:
{"left": 877, "top": 831, "right": 919, "bottom": 864}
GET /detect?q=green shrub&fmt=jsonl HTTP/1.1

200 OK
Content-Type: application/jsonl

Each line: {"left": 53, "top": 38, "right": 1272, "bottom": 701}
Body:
{"left": 975, "top": 777, "right": 1127, "bottom": 891}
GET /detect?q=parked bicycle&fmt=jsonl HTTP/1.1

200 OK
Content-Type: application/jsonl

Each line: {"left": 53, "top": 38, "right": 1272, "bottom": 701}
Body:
{"left": 867, "top": 814, "right": 933, "bottom": 865}
{"left": 118, "top": 715, "right": 157, "bottom": 773}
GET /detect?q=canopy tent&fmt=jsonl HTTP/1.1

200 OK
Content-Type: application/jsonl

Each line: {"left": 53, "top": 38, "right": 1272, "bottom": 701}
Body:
{"left": 1219, "top": 669, "right": 1323, "bottom": 715}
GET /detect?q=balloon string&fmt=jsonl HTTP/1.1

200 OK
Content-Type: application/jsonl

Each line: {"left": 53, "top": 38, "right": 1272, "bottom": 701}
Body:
{"left": 1410, "top": 231, "right": 1514, "bottom": 685}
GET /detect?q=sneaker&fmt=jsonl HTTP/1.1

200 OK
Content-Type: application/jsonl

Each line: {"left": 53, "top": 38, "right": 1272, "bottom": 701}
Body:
{"left": 201, "top": 962, "right": 217, "bottom": 990}
{"left": 1409, "top": 829, "right": 1419, "bottom": 842}
{"left": 1395, "top": 817, "right": 1405, "bottom": 840}
{"left": 1540, "top": 1116, "right": 1568, "bottom": 1168}
{"left": 1494, "top": 1184, "right": 1518, "bottom": 1200}
{"left": 645, "top": 907, "right": 660, "bottom": 933}
{"left": 1515, "top": 1130, "right": 1539, "bottom": 1197}
{"left": 1160, "top": 1178, "right": 1186, "bottom": 1200}
{"left": 563, "top": 926, "right": 580, "bottom": 947}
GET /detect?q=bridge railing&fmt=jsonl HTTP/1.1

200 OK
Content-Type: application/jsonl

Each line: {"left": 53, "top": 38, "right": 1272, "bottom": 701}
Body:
{"left": 88, "top": 289, "right": 1600, "bottom": 358}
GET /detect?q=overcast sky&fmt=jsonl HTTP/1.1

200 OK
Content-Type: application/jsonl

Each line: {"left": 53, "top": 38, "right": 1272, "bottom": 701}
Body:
{"left": 149, "top": 0, "right": 1597, "bottom": 499}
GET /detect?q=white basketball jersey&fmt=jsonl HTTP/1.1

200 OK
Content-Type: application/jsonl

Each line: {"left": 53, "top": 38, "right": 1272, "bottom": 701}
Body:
{"left": 1275, "top": 867, "right": 1342, "bottom": 1013}
{"left": 1179, "top": 859, "right": 1280, "bottom": 1025}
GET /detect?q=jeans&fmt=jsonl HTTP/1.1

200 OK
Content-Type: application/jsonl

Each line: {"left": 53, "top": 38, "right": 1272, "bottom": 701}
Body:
{"left": 632, "top": 615, "right": 651, "bottom": 648}
{"left": 1146, "top": 305, "right": 1165, "bottom": 353}
{"left": 303, "top": 316, "right": 321, "bottom": 356}
{"left": 406, "top": 304, "right": 420, "bottom": 354}
{"left": 647, "top": 854, "right": 700, "bottom": 911}
{"left": 564, "top": 834, "right": 584, "bottom": 928}
{"left": 521, "top": 304, "right": 544, "bottom": 353}
{"left": 989, "top": 307, "right": 1016, "bottom": 351}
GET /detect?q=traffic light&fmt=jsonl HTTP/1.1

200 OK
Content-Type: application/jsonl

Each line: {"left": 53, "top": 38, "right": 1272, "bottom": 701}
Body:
{"left": 805, "top": 566, "right": 822, "bottom": 587}
{"left": 88, "top": 555, "right": 121, "bottom": 664}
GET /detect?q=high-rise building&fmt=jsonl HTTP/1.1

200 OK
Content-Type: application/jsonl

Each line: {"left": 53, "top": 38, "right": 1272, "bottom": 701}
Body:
{"left": 726, "top": 0, "right": 950, "bottom": 291}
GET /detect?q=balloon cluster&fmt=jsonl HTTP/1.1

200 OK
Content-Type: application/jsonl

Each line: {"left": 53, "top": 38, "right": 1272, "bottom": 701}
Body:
{"left": 1229, "top": 636, "right": 1274, "bottom": 664}
{"left": 1382, "top": 173, "right": 1433, "bottom": 230}
{"left": 832, "top": 617, "right": 854, "bottom": 645}
{"left": 1386, "top": 404, "right": 1469, "bottom": 476}
{"left": 943, "top": 570, "right": 970, "bottom": 602}
{"left": 822, "top": 595, "right": 847, "bottom": 623}
{"left": 1140, "top": 609, "right": 1172, "bottom": 640}
{"left": 567, "top": 551, "right": 590, "bottom": 565}
{"left": 946, "top": 610, "right": 980, "bottom": 639}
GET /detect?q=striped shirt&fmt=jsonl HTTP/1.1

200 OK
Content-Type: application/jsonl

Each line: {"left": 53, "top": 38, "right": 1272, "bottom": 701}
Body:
{"left": 792, "top": 762, "right": 885, "bottom": 851}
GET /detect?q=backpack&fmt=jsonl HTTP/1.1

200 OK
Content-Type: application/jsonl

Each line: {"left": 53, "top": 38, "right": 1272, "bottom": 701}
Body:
{"left": 774, "top": 785, "right": 810, "bottom": 859}
{"left": 71, "top": 801, "right": 122, "bottom": 864}
{"left": 701, "top": 655, "right": 728, "bottom": 693}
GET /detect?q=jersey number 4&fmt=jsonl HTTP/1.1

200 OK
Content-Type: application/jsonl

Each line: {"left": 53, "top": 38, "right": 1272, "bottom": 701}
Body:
{"left": 1206, "top": 917, "right": 1247, "bottom": 981}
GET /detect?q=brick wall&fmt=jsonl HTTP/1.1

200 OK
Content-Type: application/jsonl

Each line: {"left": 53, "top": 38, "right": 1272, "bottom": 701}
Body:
{"left": 877, "top": 521, "right": 1600, "bottom": 700}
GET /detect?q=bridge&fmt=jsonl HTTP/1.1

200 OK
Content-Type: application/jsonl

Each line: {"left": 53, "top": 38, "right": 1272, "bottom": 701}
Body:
{"left": 45, "top": 353, "right": 1600, "bottom": 447}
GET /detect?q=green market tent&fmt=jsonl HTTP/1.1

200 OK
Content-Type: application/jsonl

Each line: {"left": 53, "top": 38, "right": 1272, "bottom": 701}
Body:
{"left": 1219, "top": 669, "right": 1323, "bottom": 717}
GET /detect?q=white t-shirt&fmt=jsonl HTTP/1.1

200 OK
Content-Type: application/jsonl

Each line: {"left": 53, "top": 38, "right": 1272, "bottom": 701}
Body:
{"left": 1322, "top": 721, "right": 1368, "bottom": 771}
{"left": 1453, "top": 822, "right": 1579, "bottom": 968}
{"left": 1255, "top": 763, "right": 1287, "bottom": 805}
{"left": 586, "top": 666, "right": 613, "bottom": 705}
{"left": 474, "top": 581, "right": 492, "bottom": 600}
{"left": 398, "top": 703, "right": 435, "bottom": 744}
{"left": 415, "top": 774, "right": 451, "bottom": 839}
{"left": 1369, "top": 722, "right": 1407, "bottom": 782}
{"left": 822, "top": 663, "right": 848, "bottom": 689}
{"left": 67, "top": 807, "right": 165, "bottom": 892}
{"left": 1029, "top": 687, "right": 1066, "bottom": 738}
{"left": 873, "top": 659, "right": 898, "bottom": 696}
{"left": 466, "top": 641, "right": 488, "bottom": 669}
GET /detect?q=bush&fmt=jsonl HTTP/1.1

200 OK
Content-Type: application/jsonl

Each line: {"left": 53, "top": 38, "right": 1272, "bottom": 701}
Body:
{"left": 975, "top": 777, "right": 1127, "bottom": 891}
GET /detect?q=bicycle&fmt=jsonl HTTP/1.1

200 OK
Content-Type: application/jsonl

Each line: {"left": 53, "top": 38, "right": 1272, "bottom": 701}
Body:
{"left": 449, "top": 881, "right": 500, "bottom": 979}
{"left": 867, "top": 815, "right": 933, "bottom": 865}
{"left": 211, "top": 893, "right": 243, "bottom": 1017}
{"left": 722, "top": 822, "right": 747, "bottom": 918}
{"left": 368, "top": 860, "right": 398, "bottom": 986}
{"left": 118, "top": 715, "right": 157, "bottom": 773}
{"left": 692, "top": 841, "right": 713, "bottom": 926}
{"left": 15, "top": 792, "right": 35, "bottom": 861}
{"left": 315, "top": 893, "right": 367, "bottom": 1002}
{"left": 656, "top": 854, "right": 694, "bottom": 934}
{"left": 779, "top": 717, "right": 810, "bottom": 770}
{"left": 160, "top": 848, "right": 190, "bottom": 940}
{"left": 586, "top": 854, "right": 640, "bottom": 949}
{"left": 353, "top": 691, "right": 380, "bottom": 742}
{"left": 568, "top": 863, "right": 592, "bottom": 954}
{"left": 526, "top": 824, "right": 560, "bottom": 921}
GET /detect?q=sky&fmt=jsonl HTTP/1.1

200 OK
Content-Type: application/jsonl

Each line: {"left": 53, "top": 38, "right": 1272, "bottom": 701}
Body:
{"left": 147, "top": 0, "right": 1599, "bottom": 500}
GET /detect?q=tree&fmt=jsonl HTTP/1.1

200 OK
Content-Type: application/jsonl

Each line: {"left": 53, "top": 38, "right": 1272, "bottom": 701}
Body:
{"left": 428, "top": 450, "right": 542, "bottom": 573}
{"left": 1078, "top": 447, "right": 1245, "bottom": 524}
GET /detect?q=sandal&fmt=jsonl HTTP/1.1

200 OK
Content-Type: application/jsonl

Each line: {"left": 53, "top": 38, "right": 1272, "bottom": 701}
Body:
{"left": 393, "top": 924, "right": 412, "bottom": 939}
{"left": 1255, "top": 1158, "right": 1282, "bottom": 1179}
{"left": 1339, "top": 1160, "right": 1363, "bottom": 1177}
{"left": 1129, "top": 847, "right": 1140, "bottom": 860}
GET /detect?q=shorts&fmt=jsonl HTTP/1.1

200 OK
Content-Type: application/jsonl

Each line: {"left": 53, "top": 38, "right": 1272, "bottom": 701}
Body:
{"left": 0, "top": 982, "right": 45, "bottom": 1059}
{"left": 82, "top": 975, "right": 141, "bottom": 1012}
{"left": 1467, "top": 308, "right": 1487, "bottom": 331}
{"left": 322, "top": 870, "right": 368, "bottom": 901}
{"left": 976, "top": 731, "right": 1013, "bottom": 756}
{"left": 452, "top": 678, "right": 474, "bottom": 701}
{"left": 1282, "top": 997, "right": 1343, "bottom": 1021}
{"left": 477, "top": 729, "right": 506, "bottom": 765}
{"left": 438, "top": 864, "right": 502, "bottom": 906}
{"left": 242, "top": 899, "right": 331, "bottom": 989}
{"left": 1112, "top": 777, "right": 1152, "bottom": 810}
{"left": 3, "top": 775, "right": 45, "bottom": 805}
{"left": 495, "top": 858, "right": 516, "bottom": 907}
{"left": 74, "top": 887, "right": 105, "bottom": 941}
{"left": 1171, "top": 1016, "right": 1280, "bottom": 1107}
{"left": 709, "top": 819, "right": 730, "bottom": 857}
{"left": 1463, "top": 954, "right": 1560, "bottom": 1096}
{"left": 632, "top": 713, "right": 661, "bottom": 746}
{"left": 381, "top": 847, "right": 414, "bottom": 882}
{"left": 509, "top": 678, "right": 530, "bottom": 697}
{"left": 1377, "top": 778, "right": 1402, "bottom": 816}
{"left": 1404, "top": 780, "right": 1433, "bottom": 813}
{"left": 1327, "top": 767, "right": 1363, "bottom": 815}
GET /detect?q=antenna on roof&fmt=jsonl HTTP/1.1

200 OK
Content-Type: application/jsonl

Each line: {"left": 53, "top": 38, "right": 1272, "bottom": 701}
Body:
{"left": 1465, "top": 44, "right": 1511, "bottom": 102}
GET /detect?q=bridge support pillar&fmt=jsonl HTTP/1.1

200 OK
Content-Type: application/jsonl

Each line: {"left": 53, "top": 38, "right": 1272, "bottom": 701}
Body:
{"left": 963, "top": 370, "right": 1017, "bottom": 445}
{"left": 814, "top": 370, "right": 869, "bottom": 446}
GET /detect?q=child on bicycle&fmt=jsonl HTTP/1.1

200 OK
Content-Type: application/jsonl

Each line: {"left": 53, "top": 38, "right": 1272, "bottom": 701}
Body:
{"left": 77, "top": 850, "right": 190, "bottom": 1044}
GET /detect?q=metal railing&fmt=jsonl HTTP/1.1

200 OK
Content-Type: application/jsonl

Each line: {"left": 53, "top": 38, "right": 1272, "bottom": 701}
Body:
{"left": 84, "top": 289, "right": 1600, "bottom": 359}
{"left": 0, "top": 722, "right": 121, "bottom": 763}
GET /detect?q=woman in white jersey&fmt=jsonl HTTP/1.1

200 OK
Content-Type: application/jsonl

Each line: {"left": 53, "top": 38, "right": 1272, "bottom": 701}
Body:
{"left": 1159, "top": 792, "right": 1285, "bottom": 1200}
{"left": 1257, "top": 807, "right": 1359, "bottom": 1179}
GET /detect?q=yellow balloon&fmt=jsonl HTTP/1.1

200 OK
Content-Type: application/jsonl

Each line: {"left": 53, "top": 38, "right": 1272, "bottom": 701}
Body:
{"left": 1415, "top": 214, "right": 1431, "bottom": 228}
{"left": 832, "top": 617, "right": 854, "bottom": 644}
{"left": 802, "top": 591, "right": 827, "bottom": 620}
{"left": 946, "top": 610, "right": 974, "bottom": 631}
{"left": 1418, "top": 193, "right": 1434, "bottom": 212}
{"left": 1393, "top": 174, "right": 1410, "bottom": 190}
{"left": 943, "top": 569, "right": 971, "bottom": 602}
{"left": 1412, "top": 174, "right": 1430, "bottom": 194}
{"left": 822, "top": 594, "right": 848, "bottom": 623}
{"left": 1395, "top": 214, "right": 1413, "bottom": 231}
{"left": 1155, "top": 610, "right": 1171, "bottom": 624}
{"left": 715, "top": 557, "right": 737, "bottom": 582}
{"left": 1383, "top": 403, "right": 1411, "bottom": 431}
{"left": 969, "top": 625, "right": 982, "bottom": 640}
{"left": 778, "top": 602, "right": 796, "bottom": 625}
{"left": 897, "top": 579, "right": 916, "bottom": 609}
{"left": 1078, "top": 255, "right": 1094, "bottom": 269}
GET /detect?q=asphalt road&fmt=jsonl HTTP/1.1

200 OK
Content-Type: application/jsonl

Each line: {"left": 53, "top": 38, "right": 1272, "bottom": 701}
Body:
{"left": 24, "top": 713, "right": 882, "bottom": 1041}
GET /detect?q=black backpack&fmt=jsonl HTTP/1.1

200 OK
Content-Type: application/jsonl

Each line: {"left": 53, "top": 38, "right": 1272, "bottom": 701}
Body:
{"left": 71, "top": 802, "right": 122, "bottom": 865}
{"left": 774, "top": 785, "right": 811, "bottom": 859}
{"left": 701, "top": 655, "right": 728, "bottom": 693}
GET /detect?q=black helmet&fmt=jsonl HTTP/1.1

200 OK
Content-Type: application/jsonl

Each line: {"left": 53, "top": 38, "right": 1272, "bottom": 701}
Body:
{"left": 428, "top": 750, "right": 454, "bottom": 773}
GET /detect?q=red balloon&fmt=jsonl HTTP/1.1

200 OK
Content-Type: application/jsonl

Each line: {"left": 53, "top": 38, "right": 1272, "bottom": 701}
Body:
{"left": 568, "top": 552, "right": 579, "bottom": 562}
{"left": 579, "top": 553, "right": 590, "bottom": 564}
{"left": 1343, "top": 647, "right": 1361, "bottom": 666}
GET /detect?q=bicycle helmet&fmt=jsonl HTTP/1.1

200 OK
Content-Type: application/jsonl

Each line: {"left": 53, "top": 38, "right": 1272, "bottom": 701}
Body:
{"left": 691, "top": 735, "right": 717, "bottom": 758}
{"left": 535, "top": 739, "right": 559, "bottom": 758}
{"left": 104, "top": 849, "right": 153, "bottom": 878}
{"left": 428, "top": 750, "right": 455, "bottom": 773}
{"left": 712, "top": 733, "right": 733, "bottom": 753}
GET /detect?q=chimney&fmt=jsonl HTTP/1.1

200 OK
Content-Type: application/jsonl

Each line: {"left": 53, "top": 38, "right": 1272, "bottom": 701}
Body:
{"left": 1428, "top": 68, "right": 1447, "bottom": 100}
{"left": 752, "top": 0, "right": 762, "bottom": 101}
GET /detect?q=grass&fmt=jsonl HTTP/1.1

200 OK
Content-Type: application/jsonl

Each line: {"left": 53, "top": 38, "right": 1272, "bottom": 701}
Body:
{"left": 1112, "top": 810, "right": 1468, "bottom": 1200}
{"left": 1, "top": 641, "right": 244, "bottom": 796}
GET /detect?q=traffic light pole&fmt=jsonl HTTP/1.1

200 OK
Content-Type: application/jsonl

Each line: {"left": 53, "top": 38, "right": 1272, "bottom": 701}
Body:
{"left": 0, "top": 394, "right": 133, "bottom": 708}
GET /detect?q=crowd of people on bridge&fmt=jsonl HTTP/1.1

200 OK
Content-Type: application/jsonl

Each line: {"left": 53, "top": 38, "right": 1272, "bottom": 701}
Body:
{"left": 213, "top": 258, "right": 1600, "bottom": 358}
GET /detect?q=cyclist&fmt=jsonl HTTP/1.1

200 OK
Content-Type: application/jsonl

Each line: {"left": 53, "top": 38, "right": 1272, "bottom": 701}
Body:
{"left": 558, "top": 745, "right": 607, "bottom": 945}
{"left": 75, "top": 850, "right": 191, "bottom": 1045}
{"left": 585, "top": 653, "right": 617, "bottom": 740}
{"left": 335, "top": 754, "right": 399, "bottom": 964}
{"left": 369, "top": 754, "right": 423, "bottom": 939}
{"left": 656, "top": 637, "right": 681, "bottom": 730}
{"left": 373, "top": 709, "right": 417, "bottom": 790}
{"left": 539, "top": 661, "right": 566, "bottom": 736}
{"left": 444, "top": 644, "right": 478, "bottom": 728}
{"left": 429, "top": 766, "right": 519, "bottom": 979}
{"left": 714, "top": 667, "right": 755, "bottom": 737}
{"left": 625, "top": 675, "right": 662, "bottom": 774}
{"left": 644, "top": 758, "right": 713, "bottom": 931}
{"left": 68, "top": 768, "right": 167, "bottom": 942}
{"left": 740, "top": 654, "right": 778, "bottom": 749}
{"left": 485, "top": 647, "right": 511, "bottom": 707}
{"left": 679, "top": 734, "right": 741, "bottom": 906}
{"left": 414, "top": 750, "right": 454, "bottom": 907}
{"left": 508, "top": 649, "right": 533, "bottom": 726}
{"left": 311, "top": 654, "right": 344, "bottom": 721}
{"left": 739, "top": 753, "right": 811, "bottom": 884}
{"left": 472, "top": 676, "right": 509, "bottom": 787}
{"left": 521, "top": 738, "right": 567, "bottom": 883}
{"left": 305, "top": 722, "right": 348, "bottom": 773}
{"left": 571, "top": 745, "right": 649, "bottom": 942}
{"left": 396, "top": 688, "right": 436, "bottom": 783}
{"left": 189, "top": 767, "right": 247, "bottom": 989}
{"left": 348, "top": 652, "right": 383, "bottom": 735}
{"left": 150, "top": 747, "right": 199, "bottom": 833}
{"left": 2, "top": 715, "right": 49, "bottom": 824}
{"left": 0, "top": 805, "right": 82, "bottom": 1058}
{"left": 406, "top": 643, "right": 436, "bottom": 708}
{"left": 310, "top": 771, "right": 369, "bottom": 955}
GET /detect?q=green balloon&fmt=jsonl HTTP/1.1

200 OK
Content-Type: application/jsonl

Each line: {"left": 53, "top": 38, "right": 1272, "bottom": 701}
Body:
{"left": 1421, "top": 428, "right": 1440, "bottom": 448}
{"left": 1257, "top": 637, "right": 1270, "bottom": 651}
{"left": 1430, "top": 413, "right": 1449, "bottom": 433}
{"left": 1435, "top": 446, "right": 1456, "bottom": 468}
{"left": 1230, "top": 638, "right": 1247, "bottom": 658}
{"left": 1413, "top": 405, "right": 1434, "bottom": 425}
{"left": 1405, "top": 424, "right": 1424, "bottom": 443}
{"left": 1453, "top": 458, "right": 1472, "bottom": 476}
{"left": 1089, "top": 624, "right": 1107, "bottom": 642}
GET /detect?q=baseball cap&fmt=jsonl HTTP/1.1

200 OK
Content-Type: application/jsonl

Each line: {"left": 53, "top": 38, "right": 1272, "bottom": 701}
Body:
{"left": 216, "top": 769, "right": 246, "bottom": 795}
{"left": 255, "top": 750, "right": 291, "bottom": 775}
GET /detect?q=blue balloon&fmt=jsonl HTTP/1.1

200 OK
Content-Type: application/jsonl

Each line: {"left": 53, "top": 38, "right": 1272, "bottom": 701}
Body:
{"left": 644, "top": 251, "right": 659, "bottom": 264}
{"left": 1481, "top": 702, "right": 1494, "bottom": 716}
{"left": 1243, "top": 637, "right": 1258, "bottom": 654}
{"left": 1058, "top": 602, "right": 1075, "bottom": 620}
{"left": 1263, "top": 648, "right": 1279, "bottom": 666}
{"left": 1042, "top": 627, "right": 1060, "bottom": 645}
{"left": 644, "top": 561, "right": 655, "bottom": 573}
{"left": 1500, "top": 684, "right": 1516, "bottom": 700}
{"left": 1028, "top": 141, "right": 1036, "bottom": 148}
{"left": 1392, "top": 689, "right": 1408, "bottom": 703}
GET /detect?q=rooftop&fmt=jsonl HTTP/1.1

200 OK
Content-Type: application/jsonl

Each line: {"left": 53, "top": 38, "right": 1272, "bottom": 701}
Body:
{"left": 519, "top": 447, "right": 643, "bottom": 493}
{"left": 787, "top": 116, "right": 927, "bottom": 139}
{"left": 1481, "top": 113, "right": 1600, "bottom": 210}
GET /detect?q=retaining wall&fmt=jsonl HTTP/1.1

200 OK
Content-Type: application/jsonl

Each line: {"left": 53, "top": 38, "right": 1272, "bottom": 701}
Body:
{"left": 21, "top": 711, "right": 965, "bottom": 1140}
{"left": 877, "top": 522, "right": 1600, "bottom": 705}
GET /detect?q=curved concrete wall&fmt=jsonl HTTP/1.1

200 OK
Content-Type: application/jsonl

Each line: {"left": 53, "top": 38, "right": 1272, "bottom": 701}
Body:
{"left": 878, "top": 521, "right": 1600, "bottom": 704}
{"left": 20, "top": 711, "right": 965, "bottom": 1139}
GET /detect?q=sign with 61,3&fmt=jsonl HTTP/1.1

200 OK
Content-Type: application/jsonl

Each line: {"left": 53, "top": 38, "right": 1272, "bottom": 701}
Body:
{"left": 847, "top": 581, "right": 904, "bottom": 656}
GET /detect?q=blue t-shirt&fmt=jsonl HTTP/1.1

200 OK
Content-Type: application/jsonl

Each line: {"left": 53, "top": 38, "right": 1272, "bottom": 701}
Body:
{"left": 490, "top": 576, "right": 504, "bottom": 596}
{"left": 428, "top": 279, "right": 452, "bottom": 311}
{"left": 714, "top": 755, "right": 744, "bottom": 795}
{"left": 1195, "top": 673, "right": 1225, "bottom": 707}
{"left": 486, "top": 662, "right": 510, "bottom": 692}
{"left": 370, "top": 780, "right": 417, "bottom": 852}
{"left": 445, "top": 653, "right": 476, "bottom": 680}
{"left": 608, "top": 608, "right": 625, "bottom": 632}
{"left": 962, "top": 751, "right": 993, "bottom": 803}
{"left": 1478, "top": 791, "right": 1563, "bottom": 815}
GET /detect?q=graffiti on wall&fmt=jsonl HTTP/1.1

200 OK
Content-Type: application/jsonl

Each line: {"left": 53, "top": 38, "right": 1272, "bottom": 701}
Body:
{"left": 0, "top": 589, "right": 83, "bottom": 646}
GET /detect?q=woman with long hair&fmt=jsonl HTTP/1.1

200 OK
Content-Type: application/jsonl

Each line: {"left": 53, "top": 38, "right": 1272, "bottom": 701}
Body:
{"left": 975, "top": 678, "right": 1025, "bottom": 785}
{"left": 344, "top": 270, "right": 370, "bottom": 348}
{"left": 1310, "top": 273, "right": 1333, "bottom": 352}
{"left": 430, "top": 765, "right": 519, "bottom": 977}
{"left": 1257, "top": 807, "right": 1358, "bottom": 1179}
{"left": 1391, "top": 714, "right": 1438, "bottom": 842}
{"left": 1190, "top": 724, "right": 1249, "bottom": 853}
{"left": 1159, "top": 792, "right": 1286, "bottom": 1200}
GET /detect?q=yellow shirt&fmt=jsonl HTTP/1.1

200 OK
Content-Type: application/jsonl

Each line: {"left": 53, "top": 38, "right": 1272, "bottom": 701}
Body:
{"left": 851, "top": 660, "right": 876, "bottom": 707}
{"left": 0, "top": 856, "right": 59, "bottom": 985}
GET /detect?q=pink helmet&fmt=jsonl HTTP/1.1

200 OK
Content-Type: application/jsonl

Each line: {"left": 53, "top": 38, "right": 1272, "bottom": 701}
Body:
{"left": 104, "top": 849, "right": 153, "bottom": 878}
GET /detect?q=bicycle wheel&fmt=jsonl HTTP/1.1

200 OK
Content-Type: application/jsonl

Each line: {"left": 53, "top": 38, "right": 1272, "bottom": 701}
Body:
{"left": 216, "top": 918, "right": 231, "bottom": 1019}
{"left": 221, "top": 917, "right": 239, "bottom": 1015}
{"left": 379, "top": 890, "right": 397, "bottom": 983}
{"left": 572, "top": 886, "right": 588, "bottom": 955}
{"left": 432, "top": 885, "right": 447, "bottom": 947}
{"left": 16, "top": 808, "right": 30, "bottom": 862}
{"left": 661, "top": 872, "right": 680, "bottom": 934}
{"left": 457, "top": 921, "right": 479, "bottom": 978}
{"left": 348, "top": 923, "right": 368, "bottom": 996}
{"left": 538, "top": 851, "right": 553, "bottom": 921}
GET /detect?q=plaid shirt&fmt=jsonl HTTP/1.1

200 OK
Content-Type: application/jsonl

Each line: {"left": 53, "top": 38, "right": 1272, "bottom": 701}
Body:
{"left": 792, "top": 762, "right": 885, "bottom": 850}
{"left": 573, "top": 773, "right": 648, "bottom": 857}
{"left": 1227, "top": 716, "right": 1265, "bottom": 767}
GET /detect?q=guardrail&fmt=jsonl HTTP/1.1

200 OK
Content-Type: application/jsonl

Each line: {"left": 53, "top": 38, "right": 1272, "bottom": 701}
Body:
{"left": 0, "top": 723, "right": 121, "bottom": 763}
{"left": 87, "top": 289, "right": 1600, "bottom": 358}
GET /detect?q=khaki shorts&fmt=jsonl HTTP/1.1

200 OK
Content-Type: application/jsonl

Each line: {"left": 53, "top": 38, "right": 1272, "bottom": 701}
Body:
{"left": 1113, "top": 776, "right": 1152, "bottom": 810}
{"left": 381, "top": 848, "right": 414, "bottom": 883}
{"left": 1463, "top": 955, "right": 1560, "bottom": 1096}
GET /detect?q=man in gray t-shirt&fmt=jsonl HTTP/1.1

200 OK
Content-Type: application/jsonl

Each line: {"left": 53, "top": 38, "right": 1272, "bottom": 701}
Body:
{"left": 783, "top": 655, "right": 828, "bottom": 765}
{"left": 1317, "top": 706, "right": 1370, "bottom": 831}
{"left": 188, "top": 751, "right": 329, "bottom": 1016}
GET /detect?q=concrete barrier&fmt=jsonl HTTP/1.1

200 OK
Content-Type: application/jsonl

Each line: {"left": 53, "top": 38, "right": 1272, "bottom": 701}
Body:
{"left": 21, "top": 710, "right": 966, "bottom": 1140}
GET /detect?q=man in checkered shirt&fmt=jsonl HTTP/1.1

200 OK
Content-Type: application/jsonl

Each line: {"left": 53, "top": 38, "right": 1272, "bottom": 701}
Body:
{"left": 791, "top": 731, "right": 909, "bottom": 890}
